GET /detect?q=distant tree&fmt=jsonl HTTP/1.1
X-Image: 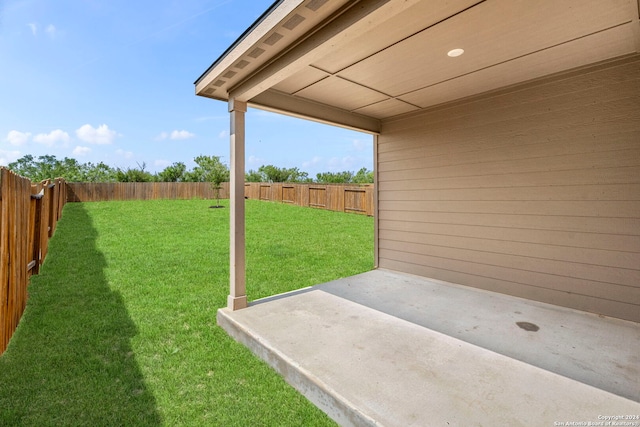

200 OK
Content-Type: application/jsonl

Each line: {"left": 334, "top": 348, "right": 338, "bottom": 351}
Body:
{"left": 353, "top": 167, "right": 374, "bottom": 184}
{"left": 82, "top": 162, "right": 117, "bottom": 182}
{"left": 287, "top": 167, "right": 311, "bottom": 183}
{"left": 184, "top": 155, "right": 228, "bottom": 183}
{"left": 31, "top": 154, "right": 59, "bottom": 180}
{"left": 208, "top": 158, "right": 228, "bottom": 208}
{"left": 158, "top": 162, "right": 186, "bottom": 182}
{"left": 64, "top": 157, "right": 90, "bottom": 181}
{"left": 245, "top": 169, "right": 263, "bottom": 182}
{"left": 8, "top": 154, "right": 86, "bottom": 182}
{"left": 115, "top": 162, "right": 155, "bottom": 182}
{"left": 260, "top": 165, "right": 288, "bottom": 182}
{"left": 183, "top": 155, "right": 229, "bottom": 205}
{"left": 7, "top": 154, "right": 40, "bottom": 180}
{"left": 249, "top": 165, "right": 310, "bottom": 182}
{"left": 315, "top": 170, "right": 354, "bottom": 183}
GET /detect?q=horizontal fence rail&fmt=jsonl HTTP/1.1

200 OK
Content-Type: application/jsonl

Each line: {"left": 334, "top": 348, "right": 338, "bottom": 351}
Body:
{"left": 1, "top": 168, "right": 66, "bottom": 355}
{"left": 67, "top": 182, "right": 374, "bottom": 216}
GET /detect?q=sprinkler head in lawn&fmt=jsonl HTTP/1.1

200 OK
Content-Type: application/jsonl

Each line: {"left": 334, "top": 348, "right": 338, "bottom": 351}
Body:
{"left": 209, "top": 205, "right": 225, "bottom": 208}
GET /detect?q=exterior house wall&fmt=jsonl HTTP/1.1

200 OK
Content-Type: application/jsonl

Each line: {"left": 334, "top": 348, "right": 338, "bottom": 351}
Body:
{"left": 377, "top": 57, "right": 640, "bottom": 322}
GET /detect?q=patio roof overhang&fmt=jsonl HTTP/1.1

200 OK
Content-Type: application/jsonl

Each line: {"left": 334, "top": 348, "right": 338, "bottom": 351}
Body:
{"left": 195, "top": 0, "right": 640, "bottom": 310}
{"left": 196, "top": 0, "right": 640, "bottom": 133}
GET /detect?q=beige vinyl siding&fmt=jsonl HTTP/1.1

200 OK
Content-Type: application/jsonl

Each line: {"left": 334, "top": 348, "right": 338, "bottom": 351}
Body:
{"left": 377, "top": 57, "right": 640, "bottom": 322}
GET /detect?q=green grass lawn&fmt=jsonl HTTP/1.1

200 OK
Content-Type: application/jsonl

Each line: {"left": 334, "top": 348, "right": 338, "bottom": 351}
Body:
{"left": 0, "top": 199, "right": 373, "bottom": 426}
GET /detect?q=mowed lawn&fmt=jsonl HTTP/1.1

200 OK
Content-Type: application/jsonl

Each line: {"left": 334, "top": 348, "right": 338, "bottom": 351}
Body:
{"left": 0, "top": 199, "right": 373, "bottom": 426}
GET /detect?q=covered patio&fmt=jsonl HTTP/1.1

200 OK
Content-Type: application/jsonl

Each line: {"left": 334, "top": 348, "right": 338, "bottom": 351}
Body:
{"left": 196, "top": 0, "right": 640, "bottom": 424}
{"left": 218, "top": 269, "right": 639, "bottom": 425}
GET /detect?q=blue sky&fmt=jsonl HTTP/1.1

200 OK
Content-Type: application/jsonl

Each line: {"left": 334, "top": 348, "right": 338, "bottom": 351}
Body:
{"left": 0, "top": 0, "right": 373, "bottom": 176}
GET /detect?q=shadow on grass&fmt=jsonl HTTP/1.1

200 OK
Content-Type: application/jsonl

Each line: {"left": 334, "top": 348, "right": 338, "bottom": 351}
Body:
{"left": 0, "top": 203, "right": 162, "bottom": 426}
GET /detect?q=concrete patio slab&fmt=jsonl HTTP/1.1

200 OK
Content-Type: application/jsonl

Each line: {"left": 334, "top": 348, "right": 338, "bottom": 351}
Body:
{"left": 217, "top": 269, "right": 640, "bottom": 427}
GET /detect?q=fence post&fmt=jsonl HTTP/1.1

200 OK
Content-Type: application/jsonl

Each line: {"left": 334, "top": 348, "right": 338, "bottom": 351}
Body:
{"left": 30, "top": 189, "right": 44, "bottom": 275}
{"left": 47, "top": 183, "right": 56, "bottom": 237}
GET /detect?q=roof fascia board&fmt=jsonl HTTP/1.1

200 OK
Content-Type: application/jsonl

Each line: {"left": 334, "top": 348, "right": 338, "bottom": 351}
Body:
{"left": 229, "top": 0, "right": 422, "bottom": 102}
{"left": 195, "top": 0, "right": 304, "bottom": 89}
{"left": 250, "top": 89, "right": 381, "bottom": 134}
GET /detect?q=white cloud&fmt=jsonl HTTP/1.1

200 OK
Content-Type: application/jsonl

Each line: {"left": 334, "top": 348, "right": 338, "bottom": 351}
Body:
{"left": 72, "top": 146, "right": 91, "bottom": 156}
{"left": 33, "top": 129, "right": 70, "bottom": 146}
{"left": 28, "top": 23, "right": 37, "bottom": 36}
{"left": 171, "top": 130, "right": 194, "bottom": 140}
{"left": 156, "top": 130, "right": 195, "bottom": 140}
{"left": 154, "top": 159, "right": 171, "bottom": 168}
{"left": 45, "top": 24, "right": 56, "bottom": 38}
{"left": 0, "top": 149, "right": 21, "bottom": 166}
{"left": 6, "top": 130, "right": 31, "bottom": 146}
{"left": 218, "top": 130, "right": 229, "bottom": 139}
{"left": 76, "top": 124, "right": 117, "bottom": 145}
{"left": 115, "top": 149, "right": 133, "bottom": 159}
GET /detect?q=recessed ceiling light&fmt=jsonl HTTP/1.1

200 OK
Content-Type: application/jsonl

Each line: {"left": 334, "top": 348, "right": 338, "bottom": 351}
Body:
{"left": 447, "top": 48, "right": 464, "bottom": 57}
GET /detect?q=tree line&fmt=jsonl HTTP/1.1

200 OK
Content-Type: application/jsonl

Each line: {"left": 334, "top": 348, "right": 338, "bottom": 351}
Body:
{"left": 6, "top": 154, "right": 374, "bottom": 184}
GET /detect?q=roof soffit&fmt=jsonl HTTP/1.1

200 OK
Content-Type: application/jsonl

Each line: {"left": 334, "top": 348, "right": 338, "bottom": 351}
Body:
{"left": 195, "top": 0, "right": 352, "bottom": 100}
{"left": 226, "top": 0, "right": 423, "bottom": 102}
{"left": 336, "top": 0, "right": 635, "bottom": 97}
{"left": 197, "top": 0, "right": 640, "bottom": 127}
{"left": 270, "top": 0, "right": 639, "bottom": 121}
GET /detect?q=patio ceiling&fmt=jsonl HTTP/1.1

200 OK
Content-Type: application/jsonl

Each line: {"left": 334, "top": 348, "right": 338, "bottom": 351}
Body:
{"left": 195, "top": 0, "right": 640, "bottom": 132}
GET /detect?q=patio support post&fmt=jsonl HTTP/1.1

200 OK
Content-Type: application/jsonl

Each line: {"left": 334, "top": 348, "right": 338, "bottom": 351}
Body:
{"left": 373, "top": 134, "right": 379, "bottom": 269}
{"left": 228, "top": 98, "right": 248, "bottom": 310}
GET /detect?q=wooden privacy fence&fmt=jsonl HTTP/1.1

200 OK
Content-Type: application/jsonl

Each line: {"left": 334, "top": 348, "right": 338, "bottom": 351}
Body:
{"left": 244, "top": 182, "right": 374, "bottom": 216}
{"left": 67, "top": 182, "right": 374, "bottom": 216}
{"left": 0, "top": 168, "right": 66, "bottom": 355}
{"left": 67, "top": 182, "right": 229, "bottom": 202}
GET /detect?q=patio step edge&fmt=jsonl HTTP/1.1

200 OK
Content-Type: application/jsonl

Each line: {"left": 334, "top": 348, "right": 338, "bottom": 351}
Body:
{"left": 217, "top": 307, "right": 382, "bottom": 427}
